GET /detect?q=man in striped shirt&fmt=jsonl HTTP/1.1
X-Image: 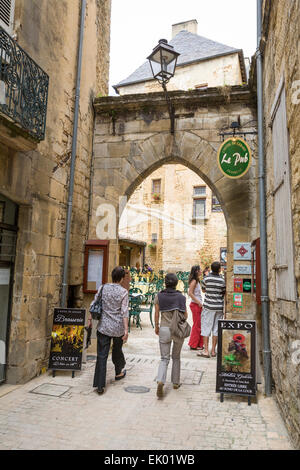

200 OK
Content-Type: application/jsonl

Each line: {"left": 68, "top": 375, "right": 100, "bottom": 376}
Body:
{"left": 199, "top": 261, "right": 226, "bottom": 358}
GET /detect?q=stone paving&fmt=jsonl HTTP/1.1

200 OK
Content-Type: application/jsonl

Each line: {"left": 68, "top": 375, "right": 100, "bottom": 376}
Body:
{"left": 0, "top": 312, "right": 294, "bottom": 450}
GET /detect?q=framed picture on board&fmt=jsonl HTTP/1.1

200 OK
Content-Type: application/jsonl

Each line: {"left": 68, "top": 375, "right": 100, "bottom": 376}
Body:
{"left": 83, "top": 240, "right": 109, "bottom": 294}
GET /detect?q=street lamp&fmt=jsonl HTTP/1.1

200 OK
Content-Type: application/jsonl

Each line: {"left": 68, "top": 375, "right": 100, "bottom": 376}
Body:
{"left": 147, "top": 39, "right": 180, "bottom": 134}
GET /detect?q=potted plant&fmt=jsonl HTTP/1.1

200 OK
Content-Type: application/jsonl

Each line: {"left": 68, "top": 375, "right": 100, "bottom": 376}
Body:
{"left": 148, "top": 243, "right": 157, "bottom": 250}
{"left": 152, "top": 193, "right": 161, "bottom": 202}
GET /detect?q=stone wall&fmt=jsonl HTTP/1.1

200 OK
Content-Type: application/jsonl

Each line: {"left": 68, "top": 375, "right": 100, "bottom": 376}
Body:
{"left": 0, "top": 0, "right": 111, "bottom": 383}
{"left": 261, "top": 0, "right": 300, "bottom": 449}
{"left": 119, "top": 163, "right": 227, "bottom": 273}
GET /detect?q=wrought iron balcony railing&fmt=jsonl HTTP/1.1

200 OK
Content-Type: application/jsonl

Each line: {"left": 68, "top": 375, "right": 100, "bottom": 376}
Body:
{"left": 0, "top": 26, "right": 49, "bottom": 141}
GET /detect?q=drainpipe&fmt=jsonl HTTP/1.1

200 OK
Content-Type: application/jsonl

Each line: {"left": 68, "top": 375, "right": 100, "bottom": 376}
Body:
{"left": 256, "top": 0, "right": 272, "bottom": 396}
{"left": 61, "top": 0, "right": 86, "bottom": 307}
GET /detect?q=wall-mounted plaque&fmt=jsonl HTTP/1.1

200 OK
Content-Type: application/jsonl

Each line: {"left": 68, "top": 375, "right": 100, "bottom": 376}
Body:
{"left": 234, "top": 265, "right": 252, "bottom": 275}
{"left": 234, "top": 243, "right": 252, "bottom": 261}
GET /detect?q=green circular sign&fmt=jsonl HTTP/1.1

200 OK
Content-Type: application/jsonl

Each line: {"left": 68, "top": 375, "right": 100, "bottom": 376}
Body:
{"left": 217, "top": 138, "right": 252, "bottom": 179}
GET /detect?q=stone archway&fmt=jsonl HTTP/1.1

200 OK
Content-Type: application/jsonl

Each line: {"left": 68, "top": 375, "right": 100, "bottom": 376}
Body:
{"left": 89, "top": 87, "right": 258, "bottom": 318}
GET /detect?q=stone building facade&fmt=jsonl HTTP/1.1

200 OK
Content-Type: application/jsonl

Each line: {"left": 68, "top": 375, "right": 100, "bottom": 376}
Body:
{"left": 119, "top": 163, "right": 227, "bottom": 272}
{"left": 88, "top": 86, "right": 258, "bottom": 320}
{"left": 259, "top": 0, "right": 300, "bottom": 449}
{"left": 114, "top": 20, "right": 247, "bottom": 95}
{"left": 0, "top": 0, "right": 111, "bottom": 384}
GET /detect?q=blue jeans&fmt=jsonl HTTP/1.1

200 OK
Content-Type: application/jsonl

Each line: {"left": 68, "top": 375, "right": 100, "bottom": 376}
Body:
{"left": 93, "top": 331, "right": 125, "bottom": 389}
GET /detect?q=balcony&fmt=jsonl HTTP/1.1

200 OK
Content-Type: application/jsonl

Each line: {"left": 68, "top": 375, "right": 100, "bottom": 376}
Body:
{"left": 0, "top": 26, "right": 49, "bottom": 146}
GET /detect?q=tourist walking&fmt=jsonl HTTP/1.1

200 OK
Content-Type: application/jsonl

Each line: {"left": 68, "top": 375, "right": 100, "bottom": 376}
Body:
{"left": 154, "top": 273, "right": 189, "bottom": 398}
{"left": 88, "top": 266, "right": 129, "bottom": 395}
{"left": 199, "top": 261, "right": 226, "bottom": 358}
{"left": 188, "top": 265, "right": 204, "bottom": 351}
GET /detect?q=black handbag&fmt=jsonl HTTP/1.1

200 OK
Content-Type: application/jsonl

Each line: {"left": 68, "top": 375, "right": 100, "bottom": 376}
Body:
{"left": 89, "top": 285, "right": 104, "bottom": 321}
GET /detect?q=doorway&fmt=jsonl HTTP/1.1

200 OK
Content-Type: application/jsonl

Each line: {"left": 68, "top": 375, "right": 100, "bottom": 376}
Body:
{"left": 0, "top": 194, "right": 18, "bottom": 384}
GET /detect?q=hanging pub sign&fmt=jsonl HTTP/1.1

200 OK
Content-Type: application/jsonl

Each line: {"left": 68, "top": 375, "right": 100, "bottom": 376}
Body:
{"left": 217, "top": 137, "right": 252, "bottom": 179}
{"left": 216, "top": 320, "right": 257, "bottom": 403}
{"left": 49, "top": 308, "right": 86, "bottom": 372}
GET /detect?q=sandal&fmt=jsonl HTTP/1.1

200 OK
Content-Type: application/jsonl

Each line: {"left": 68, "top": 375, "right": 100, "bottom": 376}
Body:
{"left": 115, "top": 370, "right": 126, "bottom": 381}
{"left": 211, "top": 353, "right": 217, "bottom": 358}
{"left": 197, "top": 352, "right": 210, "bottom": 358}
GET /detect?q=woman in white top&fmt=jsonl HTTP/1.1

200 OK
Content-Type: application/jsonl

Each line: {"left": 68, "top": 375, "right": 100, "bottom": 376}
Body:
{"left": 188, "top": 265, "right": 204, "bottom": 351}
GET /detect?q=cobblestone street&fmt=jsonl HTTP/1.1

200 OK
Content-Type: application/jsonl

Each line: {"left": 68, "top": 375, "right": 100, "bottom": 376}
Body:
{"left": 0, "top": 312, "right": 294, "bottom": 451}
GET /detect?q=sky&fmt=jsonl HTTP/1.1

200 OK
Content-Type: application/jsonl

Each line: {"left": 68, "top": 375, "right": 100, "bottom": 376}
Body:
{"left": 109, "top": 0, "right": 257, "bottom": 95}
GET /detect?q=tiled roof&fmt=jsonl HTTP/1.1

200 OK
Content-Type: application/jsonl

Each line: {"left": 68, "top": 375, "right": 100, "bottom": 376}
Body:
{"left": 114, "top": 30, "right": 244, "bottom": 90}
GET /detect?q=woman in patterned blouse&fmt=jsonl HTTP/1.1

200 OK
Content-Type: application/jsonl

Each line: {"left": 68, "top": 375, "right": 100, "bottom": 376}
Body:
{"left": 88, "top": 266, "right": 129, "bottom": 395}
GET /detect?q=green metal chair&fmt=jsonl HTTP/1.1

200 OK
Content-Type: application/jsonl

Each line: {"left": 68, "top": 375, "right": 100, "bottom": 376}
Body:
{"left": 129, "top": 295, "right": 143, "bottom": 332}
{"left": 129, "top": 287, "right": 143, "bottom": 294}
{"left": 144, "top": 283, "right": 156, "bottom": 304}
{"left": 140, "top": 291, "right": 156, "bottom": 328}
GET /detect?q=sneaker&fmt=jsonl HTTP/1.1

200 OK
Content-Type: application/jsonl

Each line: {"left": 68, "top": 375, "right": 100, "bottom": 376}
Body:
{"left": 156, "top": 382, "right": 164, "bottom": 398}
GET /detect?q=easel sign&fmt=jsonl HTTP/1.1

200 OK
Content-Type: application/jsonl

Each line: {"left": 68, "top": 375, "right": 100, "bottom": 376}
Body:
{"left": 216, "top": 320, "right": 256, "bottom": 405}
{"left": 49, "top": 308, "right": 86, "bottom": 378}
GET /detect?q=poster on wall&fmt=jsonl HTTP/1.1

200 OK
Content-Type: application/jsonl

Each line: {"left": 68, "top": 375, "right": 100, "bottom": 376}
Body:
{"left": 216, "top": 320, "right": 256, "bottom": 398}
{"left": 220, "top": 247, "right": 227, "bottom": 267}
{"left": 48, "top": 308, "right": 86, "bottom": 372}
{"left": 233, "top": 293, "right": 243, "bottom": 308}
{"left": 234, "top": 278, "right": 243, "bottom": 293}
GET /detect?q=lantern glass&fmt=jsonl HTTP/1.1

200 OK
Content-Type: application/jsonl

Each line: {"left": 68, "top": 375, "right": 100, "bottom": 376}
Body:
{"left": 147, "top": 39, "right": 180, "bottom": 84}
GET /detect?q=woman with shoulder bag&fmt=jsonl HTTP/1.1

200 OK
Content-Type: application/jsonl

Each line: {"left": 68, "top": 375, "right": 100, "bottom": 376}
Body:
{"left": 154, "top": 273, "right": 189, "bottom": 398}
{"left": 88, "top": 266, "right": 129, "bottom": 395}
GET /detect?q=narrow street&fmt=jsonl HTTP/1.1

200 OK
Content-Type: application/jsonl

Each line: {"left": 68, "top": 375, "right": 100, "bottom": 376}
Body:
{"left": 0, "top": 310, "right": 293, "bottom": 451}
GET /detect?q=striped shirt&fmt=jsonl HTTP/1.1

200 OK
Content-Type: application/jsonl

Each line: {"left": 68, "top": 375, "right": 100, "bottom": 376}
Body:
{"left": 202, "top": 273, "right": 226, "bottom": 311}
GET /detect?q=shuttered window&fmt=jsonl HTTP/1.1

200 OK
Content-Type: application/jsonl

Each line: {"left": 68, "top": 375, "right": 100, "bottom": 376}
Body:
{"left": 0, "top": 0, "right": 15, "bottom": 34}
{"left": 271, "top": 83, "right": 296, "bottom": 301}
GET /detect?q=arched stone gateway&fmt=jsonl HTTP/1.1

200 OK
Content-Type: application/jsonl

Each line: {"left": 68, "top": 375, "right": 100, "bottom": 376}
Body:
{"left": 88, "top": 86, "right": 258, "bottom": 319}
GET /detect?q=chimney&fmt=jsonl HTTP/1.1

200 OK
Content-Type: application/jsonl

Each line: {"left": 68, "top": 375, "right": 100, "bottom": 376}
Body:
{"left": 172, "top": 19, "right": 198, "bottom": 38}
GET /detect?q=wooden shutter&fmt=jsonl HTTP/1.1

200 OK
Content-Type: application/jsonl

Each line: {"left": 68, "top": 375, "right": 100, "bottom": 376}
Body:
{"left": 0, "top": 0, "right": 15, "bottom": 34}
{"left": 271, "top": 84, "right": 296, "bottom": 301}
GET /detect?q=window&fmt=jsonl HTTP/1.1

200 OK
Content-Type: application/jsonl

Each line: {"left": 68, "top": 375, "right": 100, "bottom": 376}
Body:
{"left": 193, "top": 186, "right": 206, "bottom": 196}
{"left": 212, "top": 195, "right": 222, "bottom": 212}
{"left": 0, "top": 0, "right": 15, "bottom": 34}
{"left": 152, "top": 179, "right": 161, "bottom": 195}
{"left": 271, "top": 81, "right": 296, "bottom": 301}
{"left": 193, "top": 186, "right": 206, "bottom": 219}
{"left": 193, "top": 199, "right": 206, "bottom": 219}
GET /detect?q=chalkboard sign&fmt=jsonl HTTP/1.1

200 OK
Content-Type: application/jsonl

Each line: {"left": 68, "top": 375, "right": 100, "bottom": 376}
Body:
{"left": 49, "top": 308, "right": 86, "bottom": 372}
{"left": 216, "top": 320, "right": 256, "bottom": 401}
